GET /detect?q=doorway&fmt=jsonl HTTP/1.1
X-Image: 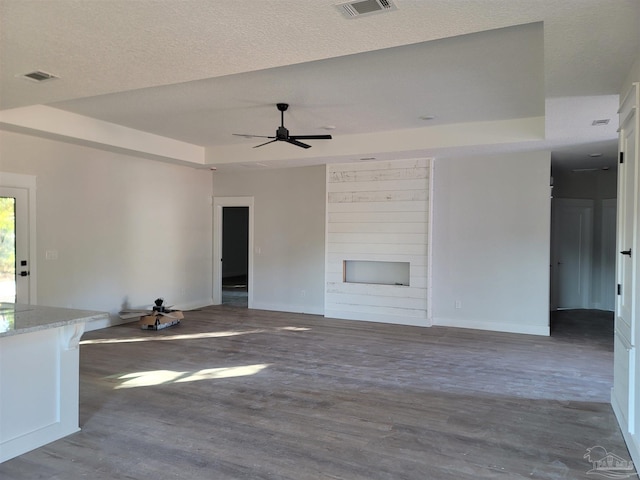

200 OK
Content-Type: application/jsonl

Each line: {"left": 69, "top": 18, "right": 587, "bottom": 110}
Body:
{"left": 0, "top": 186, "right": 31, "bottom": 304}
{"left": 212, "top": 196, "right": 254, "bottom": 308}
{"left": 551, "top": 198, "right": 594, "bottom": 310}
{"left": 222, "top": 206, "right": 249, "bottom": 307}
{"left": 550, "top": 194, "right": 617, "bottom": 312}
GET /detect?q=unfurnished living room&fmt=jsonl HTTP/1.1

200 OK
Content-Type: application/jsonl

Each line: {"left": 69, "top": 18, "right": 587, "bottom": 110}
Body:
{"left": 1, "top": 1, "right": 640, "bottom": 479}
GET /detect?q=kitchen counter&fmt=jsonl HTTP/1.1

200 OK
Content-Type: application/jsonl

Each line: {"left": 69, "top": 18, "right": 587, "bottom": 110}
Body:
{"left": 0, "top": 303, "right": 109, "bottom": 463}
{"left": 0, "top": 303, "right": 108, "bottom": 337}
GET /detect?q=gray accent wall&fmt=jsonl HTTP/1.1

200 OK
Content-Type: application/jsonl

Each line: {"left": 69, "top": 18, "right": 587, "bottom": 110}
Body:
{"left": 212, "top": 165, "right": 326, "bottom": 315}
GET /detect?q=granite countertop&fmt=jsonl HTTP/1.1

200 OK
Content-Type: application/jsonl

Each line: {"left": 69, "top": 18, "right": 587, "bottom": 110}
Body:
{"left": 0, "top": 303, "right": 109, "bottom": 338}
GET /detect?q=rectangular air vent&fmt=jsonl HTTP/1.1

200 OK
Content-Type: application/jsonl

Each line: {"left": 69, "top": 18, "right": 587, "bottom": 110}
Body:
{"left": 591, "top": 119, "right": 610, "bottom": 126}
{"left": 21, "top": 70, "right": 58, "bottom": 82}
{"left": 336, "top": 0, "right": 397, "bottom": 18}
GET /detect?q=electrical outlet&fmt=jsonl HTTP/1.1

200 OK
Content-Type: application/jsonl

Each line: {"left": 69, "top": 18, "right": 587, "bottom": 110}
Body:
{"left": 455, "top": 300, "right": 462, "bottom": 309}
{"left": 301, "top": 290, "right": 306, "bottom": 297}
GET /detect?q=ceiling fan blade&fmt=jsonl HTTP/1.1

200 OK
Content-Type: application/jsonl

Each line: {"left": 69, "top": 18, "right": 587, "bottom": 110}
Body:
{"left": 233, "top": 133, "right": 275, "bottom": 139}
{"left": 237, "top": 104, "right": 331, "bottom": 149}
{"left": 290, "top": 135, "right": 332, "bottom": 140}
{"left": 286, "top": 138, "right": 312, "bottom": 149}
{"left": 253, "top": 139, "right": 279, "bottom": 148}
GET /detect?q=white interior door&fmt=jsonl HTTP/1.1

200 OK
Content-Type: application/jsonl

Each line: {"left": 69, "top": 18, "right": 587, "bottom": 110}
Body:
{"left": 613, "top": 83, "right": 638, "bottom": 446}
{"left": 0, "top": 187, "right": 30, "bottom": 304}
{"left": 552, "top": 198, "right": 594, "bottom": 309}
{"left": 617, "top": 117, "right": 637, "bottom": 345}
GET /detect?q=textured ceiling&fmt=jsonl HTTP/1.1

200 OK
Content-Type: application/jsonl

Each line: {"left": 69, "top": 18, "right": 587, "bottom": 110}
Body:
{"left": 1, "top": 0, "right": 639, "bottom": 171}
{"left": 49, "top": 23, "right": 544, "bottom": 144}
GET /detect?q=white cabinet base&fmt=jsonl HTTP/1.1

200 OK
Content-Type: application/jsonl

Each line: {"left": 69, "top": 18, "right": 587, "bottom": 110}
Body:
{"left": 0, "top": 303, "right": 110, "bottom": 464}
{"left": 0, "top": 323, "right": 84, "bottom": 463}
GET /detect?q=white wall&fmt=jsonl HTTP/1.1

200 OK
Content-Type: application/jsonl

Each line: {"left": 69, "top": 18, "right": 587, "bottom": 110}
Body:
{"left": 212, "top": 165, "right": 326, "bottom": 315}
{"left": 431, "top": 151, "right": 551, "bottom": 335}
{"left": 325, "top": 159, "right": 430, "bottom": 326}
{"left": 621, "top": 53, "right": 640, "bottom": 98}
{"left": 0, "top": 130, "right": 213, "bottom": 323}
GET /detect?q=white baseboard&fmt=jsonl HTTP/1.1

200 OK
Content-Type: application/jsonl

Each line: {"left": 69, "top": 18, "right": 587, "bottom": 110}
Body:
{"left": 84, "top": 298, "right": 215, "bottom": 332}
{"left": 175, "top": 298, "right": 214, "bottom": 312}
{"left": 433, "top": 316, "right": 549, "bottom": 336}
{"left": 324, "top": 309, "right": 430, "bottom": 327}
{"left": 611, "top": 390, "right": 640, "bottom": 471}
{"left": 84, "top": 315, "right": 120, "bottom": 331}
{"left": 590, "top": 303, "right": 615, "bottom": 313}
{"left": 251, "top": 301, "right": 324, "bottom": 316}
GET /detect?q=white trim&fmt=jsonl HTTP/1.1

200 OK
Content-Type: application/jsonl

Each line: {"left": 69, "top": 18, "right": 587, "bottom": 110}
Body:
{"left": 427, "top": 157, "right": 435, "bottom": 325}
{"left": 0, "top": 172, "right": 37, "bottom": 304}
{"left": 324, "top": 309, "right": 429, "bottom": 327}
{"left": 252, "top": 302, "right": 324, "bottom": 316}
{"left": 175, "top": 298, "right": 214, "bottom": 312}
{"left": 212, "top": 196, "right": 254, "bottom": 307}
{"left": 433, "top": 316, "right": 550, "bottom": 336}
{"left": 612, "top": 392, "right": 640, "bottom": 469}
{"left": 0, "top": 105, "right": 205, "bottom": 167}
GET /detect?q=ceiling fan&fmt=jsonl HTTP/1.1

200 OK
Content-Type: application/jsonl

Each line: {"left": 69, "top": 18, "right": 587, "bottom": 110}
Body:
{"left": 233, "top": 103, "right": 332, "bottom": 149}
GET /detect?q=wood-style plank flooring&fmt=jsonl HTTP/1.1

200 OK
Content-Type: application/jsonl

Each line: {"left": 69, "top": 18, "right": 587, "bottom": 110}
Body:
{"left": 0, "top": 307, "right": 633, "bottom": 479}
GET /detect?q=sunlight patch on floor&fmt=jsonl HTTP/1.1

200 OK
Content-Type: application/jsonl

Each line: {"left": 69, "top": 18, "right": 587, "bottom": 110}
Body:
{"left": 278, "top": 326, "right": 310, "bottom": 331}
{"left": 80, "top": 329, "right": 265, "bottom": 345}
{"left": 111, "top": 364, "right": 270, "bottom": 389}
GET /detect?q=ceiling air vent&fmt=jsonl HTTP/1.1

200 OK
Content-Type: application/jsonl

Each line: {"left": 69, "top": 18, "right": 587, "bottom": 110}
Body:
{"left": 21, "top": 70, "right": 58, "bottom": 82}
{"left": 591, "top": 119, "right": 610, "bottom": 126}
{"left": 335, "top": 0, "right": 397, "bottom": 18}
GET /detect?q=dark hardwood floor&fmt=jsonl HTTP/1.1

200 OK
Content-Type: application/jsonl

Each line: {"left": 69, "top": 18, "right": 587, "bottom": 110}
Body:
{"left": 0, "top": 307, "right": 632, "bottom": 479}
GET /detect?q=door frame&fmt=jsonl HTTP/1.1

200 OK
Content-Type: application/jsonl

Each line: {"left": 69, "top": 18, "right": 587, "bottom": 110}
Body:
{"left": 212, "top": 196, "right": 254, "bottom": 307}
{"left": 0, "top": 172, "right": 37, "bottom": 304}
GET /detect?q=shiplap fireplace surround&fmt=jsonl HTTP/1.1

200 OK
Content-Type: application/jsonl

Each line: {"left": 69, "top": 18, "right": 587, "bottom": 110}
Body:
{"left": 325, "top": 158, "right": 431, "bottom": 326}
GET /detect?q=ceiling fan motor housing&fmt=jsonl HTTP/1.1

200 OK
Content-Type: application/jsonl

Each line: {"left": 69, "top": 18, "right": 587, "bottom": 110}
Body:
{"left": 276, "top": 126, "right": 289, "bottom": 139}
